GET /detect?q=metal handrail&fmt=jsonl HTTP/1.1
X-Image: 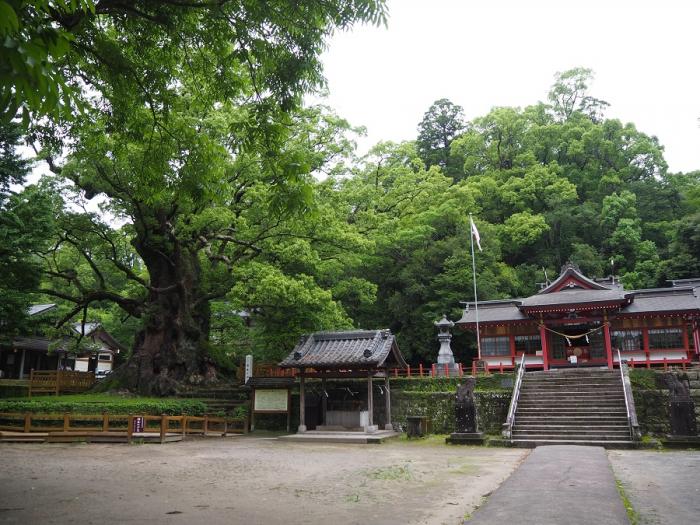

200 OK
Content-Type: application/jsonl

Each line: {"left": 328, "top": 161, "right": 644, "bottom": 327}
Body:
{"left": 617, "top": 348, "right": 639, "bottom": 441}
{"left": 502, "top": 353, "right": 526, "bottom": 439}
{"left": 617, "top": 349, "right": 636, "bottom": 441}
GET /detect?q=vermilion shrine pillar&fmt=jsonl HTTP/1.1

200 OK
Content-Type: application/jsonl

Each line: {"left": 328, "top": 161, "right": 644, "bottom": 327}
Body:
{"left": 539, "top": 322, "right": 549, "bottom": 371}
{"left": 603, "top": 316, "right": 614, "bottom": 369}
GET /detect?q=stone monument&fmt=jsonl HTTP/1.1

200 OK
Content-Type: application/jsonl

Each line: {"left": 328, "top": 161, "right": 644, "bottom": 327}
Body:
{"left": 434, "top": 314, "right": 460, "bottom": 376}
{"left": 446, "top": 377, "right": 484, "bottom": 445}
{"left": 662, "top": 373, "right": 699, "bottom": 447}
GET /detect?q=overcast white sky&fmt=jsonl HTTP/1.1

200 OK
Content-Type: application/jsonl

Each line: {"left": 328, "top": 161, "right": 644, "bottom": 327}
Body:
{"left": 315, "top": 0, "right": 700, "bottom": 173}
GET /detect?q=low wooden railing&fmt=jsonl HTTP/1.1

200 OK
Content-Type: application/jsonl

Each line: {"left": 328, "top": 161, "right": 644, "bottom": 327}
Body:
{"left": 244, "top": 362, "right": 480, "bottom": 381}
{"left": 29, "top": 370, "right": 95, "bottom": 397}
{"left": 0, "top": 412, "right": 248, "bottom": 443}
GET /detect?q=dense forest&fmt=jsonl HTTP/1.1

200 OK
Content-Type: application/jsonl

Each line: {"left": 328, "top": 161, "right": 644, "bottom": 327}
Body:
{"left": 1, "top": 3, "right": 698, "bottom": 393}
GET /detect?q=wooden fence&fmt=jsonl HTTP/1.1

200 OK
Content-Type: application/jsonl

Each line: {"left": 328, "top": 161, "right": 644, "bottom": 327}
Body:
{"left": 29, "top": 370, "right": 95, "bottom": 397}
{"left": 0, "top": 412, "right": 248, "bottom": 443}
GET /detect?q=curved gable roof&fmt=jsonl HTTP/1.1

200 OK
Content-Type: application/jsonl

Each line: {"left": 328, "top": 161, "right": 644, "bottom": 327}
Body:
{"left": 538, "top": 263, "right": 609, "bottom": 294}
{"left": 279, "top": 329, "right": 407, "bottom": 369}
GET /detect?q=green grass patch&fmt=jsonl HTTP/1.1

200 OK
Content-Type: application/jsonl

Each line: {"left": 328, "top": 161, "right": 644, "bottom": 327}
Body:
{"left": 396, "top": 433, "right": 450, "bottom": 446}
{"left": 615, "top": 479, "right": 639, "bottom": 525}
{"left": 629, "top": 369, "right": 659, "bottom": 391}
{"left": 365, "top": 463, "right": 413, "bottom": 481}
{"left": 0, "top": 393, "right": 209, "bottom": 415}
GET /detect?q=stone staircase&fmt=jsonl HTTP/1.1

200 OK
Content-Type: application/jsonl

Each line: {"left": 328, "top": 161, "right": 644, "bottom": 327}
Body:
{"left": 176, "top": 383, "right": 250, "bottom": 415}
{"left": 511, "top": 368, "right": 635, "bottom": 448}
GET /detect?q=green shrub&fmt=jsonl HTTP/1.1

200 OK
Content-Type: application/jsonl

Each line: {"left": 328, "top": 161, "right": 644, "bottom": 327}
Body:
{"left": 629, "top": 369, "right": 660, "bottom": 391}
{"left": 388, "top": 373, "right": 513, "bottom": 393}
{"left": 0, "top": 394, "right": 208, "bottom": 415}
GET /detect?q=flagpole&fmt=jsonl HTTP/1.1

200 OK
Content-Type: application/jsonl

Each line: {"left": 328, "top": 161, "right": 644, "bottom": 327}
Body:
{"left": 469, "top": 213, "right": 482, "bottom": 360}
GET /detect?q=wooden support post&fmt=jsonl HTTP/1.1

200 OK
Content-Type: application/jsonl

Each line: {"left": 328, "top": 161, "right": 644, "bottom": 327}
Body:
{"left": 56, "top": 369, "right": 61, "bottom": 395}
{"left": 419, "top": 363, "right": 423, "bottom": 377}
{"left": 102, "top": 413, "right": 109, "bottom": 432}
{"left": 160, "top": 415, "right": 167, "bottom": 443}
{"left": 127, "top": 416, "right": 134, "bottom": 444}
{"left": 183, "top": 416, "right": 188, "bottom": 437}
{"left": 539, "top": 321, "right": 549, "bottom": 371}
{"left": 23, "top": 413, "right": 31, "bottom": 433}
{"left": 321, "top": 378, "right": 328, "bottom": 426}
{"left": 367, "top": 370, "right": 374, "bottom": 430}
{"left": 298, "top": 370, "right": 306, "bottom": 433}
{"left": 603, "top": 317, "right": 614, "bottom": 369}
{"left": 407, "top": 365, "right": 411, "bottom": 378}
{"left": 204, "top": 415, "right": 209, "bottom": 436}
{"left": 223, "top": 418, "right": 228, "bottom": 437}
{"left": 19, "top": 349, "right": 26, "bottom": 380}
{"left": 63, "top": 413, "right": 70, "bottom": 432}
{"left": 384, "top": 374, "right": 392, "bottom": 430}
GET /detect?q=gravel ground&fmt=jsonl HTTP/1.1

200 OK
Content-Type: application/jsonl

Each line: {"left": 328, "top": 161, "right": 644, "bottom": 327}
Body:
{"left": 0, "top": 435, "right": 526, "bottom": 525}
{"left": 609, "top": 449, "right": 700, "bottom": 525}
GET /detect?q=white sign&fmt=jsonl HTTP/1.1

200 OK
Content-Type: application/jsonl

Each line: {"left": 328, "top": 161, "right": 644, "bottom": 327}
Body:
{"left": 244, "top": 355, "right": 253, "bottom": 384}
{"left": 254, "top": 389, "right": 288, "bottom": 412}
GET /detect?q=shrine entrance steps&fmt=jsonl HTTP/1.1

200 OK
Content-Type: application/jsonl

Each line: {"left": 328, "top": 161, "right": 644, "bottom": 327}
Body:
{"left": 511, "top": 368, "right": 635, "bottom": 449}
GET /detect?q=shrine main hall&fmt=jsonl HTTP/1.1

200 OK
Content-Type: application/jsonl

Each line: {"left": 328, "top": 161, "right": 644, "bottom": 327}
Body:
{"left": 457, "top": 263, "right": 700, "bottom": 371}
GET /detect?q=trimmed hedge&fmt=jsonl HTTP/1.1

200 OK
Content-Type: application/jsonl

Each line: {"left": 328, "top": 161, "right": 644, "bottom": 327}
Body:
{"left": 0, "top": 394, "right": 209, "bottom": 416}
{"left": 390, "top": 391, "right": 511, "bottom": 434}
{"left": 385, "top": 373, "right": 514, "bottom": 393}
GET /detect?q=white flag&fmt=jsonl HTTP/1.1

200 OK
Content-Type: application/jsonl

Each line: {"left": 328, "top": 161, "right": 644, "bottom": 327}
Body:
{"left": 470, "top": 216, "right": 482, "bottom": 252}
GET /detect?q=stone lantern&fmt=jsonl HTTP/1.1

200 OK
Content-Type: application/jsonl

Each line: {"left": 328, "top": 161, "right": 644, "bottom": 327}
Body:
{"left": 434, "top": 314, "right": 459, "bottom": 376}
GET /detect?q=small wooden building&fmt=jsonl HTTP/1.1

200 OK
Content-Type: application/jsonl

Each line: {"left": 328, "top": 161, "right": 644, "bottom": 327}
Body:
{"left": 456, "top": 263, "right": 700, "bottom": 371}
{"left": 279, "top": 329, "right": 407, "bottom": 433}
{"left": 0, "top": 305, "right": 124, "bottom": 379}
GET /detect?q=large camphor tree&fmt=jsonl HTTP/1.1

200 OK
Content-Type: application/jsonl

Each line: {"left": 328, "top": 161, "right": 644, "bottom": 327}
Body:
{"left": 16, "top": 1, "right": 387, "bottom": 394}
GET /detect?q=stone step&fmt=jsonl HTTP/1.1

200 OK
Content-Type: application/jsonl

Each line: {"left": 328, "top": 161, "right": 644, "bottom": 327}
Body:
{"left": 517, "top": 405, "right": 627, "bottom": 416}
{"left": 517, "top": 403, "right": 626, "bottom": 409}
{"left": 511, "top": 432, "right": 630, "bottom": 441}
{"left": 518, "top": 399, "right": 625, "bottom": 405}
{"left": 522, "top": 380, "right": 622, "bottom": 386}
{"left": 513, "top": 424, "right": 629, "bottom": 430}
{"left": 516, "top": 416, "right": 629, "bottom": 423}
{"left": 510, "top": 439, "right": 635, "bottom": 449}
{"left": 518, "top": 392, "right": 625, "bottom": 403}
{"left": 513, "top": 427, "right": 630, "bottom": 435}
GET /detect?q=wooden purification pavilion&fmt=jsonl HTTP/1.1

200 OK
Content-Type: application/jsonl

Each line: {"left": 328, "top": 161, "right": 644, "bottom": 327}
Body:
{"left": 279, "top": 329, "right": 407, "bottom": 434}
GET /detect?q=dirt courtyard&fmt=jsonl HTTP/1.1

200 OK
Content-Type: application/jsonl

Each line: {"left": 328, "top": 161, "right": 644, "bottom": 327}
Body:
{"left": 0, "top": 435, "right": 526, "bottom": 525}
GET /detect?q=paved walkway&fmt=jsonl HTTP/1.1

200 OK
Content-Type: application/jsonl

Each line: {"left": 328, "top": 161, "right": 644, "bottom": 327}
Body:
{"left": 609, "top": 450, "right": 700, "bottom": 524}
{"left": 467, "top": 445, "right": 629, "bottom": 524}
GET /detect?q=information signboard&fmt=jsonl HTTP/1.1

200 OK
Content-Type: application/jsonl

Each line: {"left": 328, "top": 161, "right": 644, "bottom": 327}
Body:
{"left": 254, "top": 389, "right": 289, "bottom": 412}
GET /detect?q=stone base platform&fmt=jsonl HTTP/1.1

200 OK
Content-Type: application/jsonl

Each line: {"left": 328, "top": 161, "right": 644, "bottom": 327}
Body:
{"left": 278, "top": 430, "right": 400, "bottom": 444}
{"left": 446, "top": 432, "right": 484, "bottom": 445}
{"left": 661, "top": 435, "right": 700, "bottom": 448}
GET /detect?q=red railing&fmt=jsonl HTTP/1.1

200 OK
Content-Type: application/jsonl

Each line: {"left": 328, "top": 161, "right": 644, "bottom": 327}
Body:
{"left": 245, "top": 362, "right": 476, "bottom": 379}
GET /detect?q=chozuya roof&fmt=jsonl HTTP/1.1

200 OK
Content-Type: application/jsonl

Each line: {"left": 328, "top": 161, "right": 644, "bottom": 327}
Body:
{"left": 457, "top": 263, "right": 700, "bottom": 325}
{"left": 279, "top": 329, "right": 408, "bottom": 369}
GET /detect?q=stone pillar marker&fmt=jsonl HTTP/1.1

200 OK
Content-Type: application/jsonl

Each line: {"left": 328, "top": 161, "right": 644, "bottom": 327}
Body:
{"left": 435, "top": 314, "right": 459, "bottom": 376}
{"left": 447, "top": 377, "right": 484, "bottom": 445}
{"left": 384, "top": 374, "right": 392, "bottom": 431}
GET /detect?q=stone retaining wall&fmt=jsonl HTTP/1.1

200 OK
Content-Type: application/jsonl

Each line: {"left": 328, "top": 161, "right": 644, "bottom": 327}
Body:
{"left": 630, "top": 369, "right": 700, "bottom": 437}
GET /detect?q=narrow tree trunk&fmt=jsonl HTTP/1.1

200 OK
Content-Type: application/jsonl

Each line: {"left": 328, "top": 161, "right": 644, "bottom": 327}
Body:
{"left": 118, "top": 219, "right": 217, "bottom": 395}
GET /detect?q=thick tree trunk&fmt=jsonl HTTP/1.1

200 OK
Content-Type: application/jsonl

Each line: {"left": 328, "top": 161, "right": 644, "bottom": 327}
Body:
{"left": 118, "top": 220, "right": 218, "bottom": 395}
